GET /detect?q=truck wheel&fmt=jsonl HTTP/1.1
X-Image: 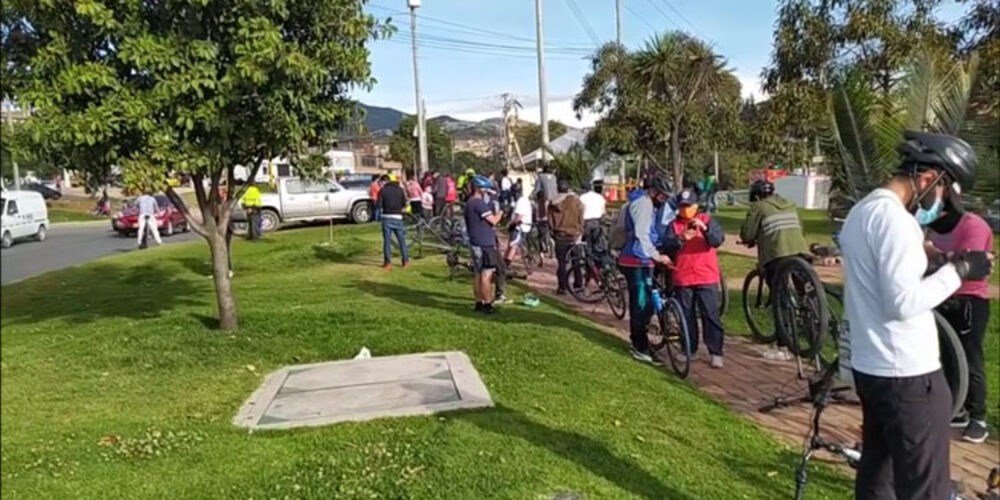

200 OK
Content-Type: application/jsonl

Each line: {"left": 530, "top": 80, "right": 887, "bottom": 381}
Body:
{"left": 2, "top": 231, "right": 12, "bottom": 249}
{"left": 260, "top": 209, "right": 280, "bottom": 232}
{"left": 35, "top": 225, "right": 47, "bottom": 242}
{"left": 351, "top": 202, "right": 372, "bottom": 224}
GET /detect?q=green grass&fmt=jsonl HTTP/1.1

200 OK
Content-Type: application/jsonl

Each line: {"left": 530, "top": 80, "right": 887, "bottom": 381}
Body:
{"left": 46, "top": 207, "right": 104, "bottom": 223}
{"left": 0, "top": 225, "right": 853, "bottom": 499}
{"left": 713, "top": 206, "right": 835, "bottom": 246}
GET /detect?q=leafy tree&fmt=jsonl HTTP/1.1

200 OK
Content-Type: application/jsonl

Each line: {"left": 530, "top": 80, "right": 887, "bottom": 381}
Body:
{"left": 575, "top": 33, "right": 733, "bottom": 187}
{"left": 549, "top": 143, "right": 599, "bottom": 190}
{"left": 515, "top": 120, "right": 568, "bottom": 156}
{"left": 388, "top": 115, "right": 452, "bottom": 174}
{"left": 452, "top": 151, "right": 502, "bottom": 177}
{"left": 4, "top": 0, "right": 391, "bottom": 330}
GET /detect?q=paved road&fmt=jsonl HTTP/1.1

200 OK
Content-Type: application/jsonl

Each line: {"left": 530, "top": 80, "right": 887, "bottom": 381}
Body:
{"left": 1, "top": 222, "right": 198, "bottom": 286}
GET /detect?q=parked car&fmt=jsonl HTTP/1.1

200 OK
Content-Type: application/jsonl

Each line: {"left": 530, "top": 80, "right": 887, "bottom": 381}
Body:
{"left": 23, "top": 182, "right": 62, "bottom": 200}
{"left": 112, "top": 194, "right": 189, "bottom": 237}
{"left": 2, "top": 190, "right": 49, "bottom": 249}
{"left": 255, "top": 177, "right": 372, "bottom": 232}
{"left": 338, "top": 175, "right": 375, "bottom": 192}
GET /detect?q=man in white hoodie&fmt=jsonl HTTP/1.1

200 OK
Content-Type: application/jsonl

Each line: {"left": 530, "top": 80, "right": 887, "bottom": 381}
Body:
{"left": 840, "top": 131, "right": 993, "bottom": 500}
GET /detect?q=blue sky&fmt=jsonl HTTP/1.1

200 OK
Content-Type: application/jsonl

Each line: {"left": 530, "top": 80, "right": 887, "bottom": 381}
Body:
{"left": 357, "top": 0, "right": 967, "bottom": 127}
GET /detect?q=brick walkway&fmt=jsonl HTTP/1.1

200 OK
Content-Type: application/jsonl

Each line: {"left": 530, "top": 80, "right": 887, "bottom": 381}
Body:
{"left": 508, "top": 248, "right": 999, "bottom": 496}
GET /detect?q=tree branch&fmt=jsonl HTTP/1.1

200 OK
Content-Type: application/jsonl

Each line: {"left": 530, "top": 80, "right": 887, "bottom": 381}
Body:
{"left": 165, "top": 186, "right": 209, "bottom": 238}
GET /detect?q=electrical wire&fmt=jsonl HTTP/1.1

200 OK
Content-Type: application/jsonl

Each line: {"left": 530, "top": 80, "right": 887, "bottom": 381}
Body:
{"left": 623, "top": 1, "right": 658, "bottom": 33}
{"left": 659, "top": 0, "right": 702, "bottom": 35}
{"left": 643, "top": 0, "right": 682, "bottom": 30}
{"left": 563, "top": 0, "right": 603, "bottom": 46}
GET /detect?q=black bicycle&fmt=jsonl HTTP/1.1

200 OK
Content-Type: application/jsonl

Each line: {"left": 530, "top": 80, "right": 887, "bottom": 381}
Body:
{"left": 565, "top": 240, "right": 628, "bottom": 320}
{"left": 646, "top": 268, "right": 694, "bottom": 378}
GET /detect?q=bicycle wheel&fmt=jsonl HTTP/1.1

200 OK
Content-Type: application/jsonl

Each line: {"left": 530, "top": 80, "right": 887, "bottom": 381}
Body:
{"left": 605, "top": 269, "right": 628, "bottom": 320}
{"left": 406, "top": 224, "right": 424, "bottom": 259}
{"left": 662, "top": 297, "right": 692, "bottom": 379}
{"left": 773, "top": 257, "right": 829, "bottom": 360}
{"left": 717, "top": 272, "right": 730, "bottom": 316}
{"left": 566, "top": 244, "right": 605, "bottom": 304}
{"left": 742, "top": 269, "right": 777, "bottom": 344}
{"left": 936, "top": 310, "right": 968, "bottom": 419}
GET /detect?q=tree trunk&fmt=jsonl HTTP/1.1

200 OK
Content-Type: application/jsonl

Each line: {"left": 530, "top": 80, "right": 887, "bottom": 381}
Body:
{"left": 208, "top": 227, "right": 238, "bottom": 331}
{"left": 670, "top": 118, "right": 683, "bottom": 189}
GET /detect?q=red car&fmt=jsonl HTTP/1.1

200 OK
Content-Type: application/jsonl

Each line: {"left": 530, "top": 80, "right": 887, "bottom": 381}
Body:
{"left": 112, "top": 195, "right": 189, "bottom": 237}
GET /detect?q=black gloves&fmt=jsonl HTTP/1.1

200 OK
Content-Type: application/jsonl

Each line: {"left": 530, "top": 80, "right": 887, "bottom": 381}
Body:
{"left": 949, "top": 251, "right": 994, "bottom": 281}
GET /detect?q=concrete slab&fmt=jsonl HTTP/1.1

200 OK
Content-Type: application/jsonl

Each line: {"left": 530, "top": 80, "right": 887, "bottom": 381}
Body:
{"left": 233, "top": 351, "right": 493, "bottom": 430}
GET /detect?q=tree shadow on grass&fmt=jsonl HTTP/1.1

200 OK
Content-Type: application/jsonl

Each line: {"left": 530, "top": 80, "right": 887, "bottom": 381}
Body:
{"left": 354, "top": 280, "right": 631, "bottom": 358}
{"left": 459, "top": 405, "right": 695, "bottom": 500}
{"left": 312, "top": 243, "right": 381, "bottom": 266}
{"left": 1, "top": 262, "right": 203, "bottom": 327}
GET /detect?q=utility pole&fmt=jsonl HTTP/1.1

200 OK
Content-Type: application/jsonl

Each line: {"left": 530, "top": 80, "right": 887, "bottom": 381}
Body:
{"left": 4, "top": 113, "right": 21, "bottom": 191}
{"left": 534, "top": 0, "right": 550, "bottom": 165}
{"left": 615, "top": 0, "right": 625, "bottom": 197}
{"left": 408, "top": 0, "right": 428, "bottom": 176}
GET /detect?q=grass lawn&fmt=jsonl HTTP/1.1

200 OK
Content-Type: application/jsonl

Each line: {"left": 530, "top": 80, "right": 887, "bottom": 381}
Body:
{"left": 47, "top": 207, "right": 105, "bottom": 223}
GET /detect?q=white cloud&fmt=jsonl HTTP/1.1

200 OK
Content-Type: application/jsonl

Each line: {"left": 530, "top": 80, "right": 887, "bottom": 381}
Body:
{"left": 737, "top": 72, "right": 768, "bottom": 101}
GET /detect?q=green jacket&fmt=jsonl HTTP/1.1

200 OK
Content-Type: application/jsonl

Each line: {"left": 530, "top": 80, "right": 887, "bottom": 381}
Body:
{"left": 739, "top": 195, "right": 808, "bottom": 266}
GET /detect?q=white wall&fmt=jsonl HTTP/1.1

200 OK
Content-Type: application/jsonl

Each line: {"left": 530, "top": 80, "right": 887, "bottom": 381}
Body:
{"left": 774, "top": 175, "right": 831, "bottom": 210}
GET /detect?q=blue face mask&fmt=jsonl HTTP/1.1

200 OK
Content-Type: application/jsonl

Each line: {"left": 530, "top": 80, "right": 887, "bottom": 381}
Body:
{"left": 915, "top": 197, "right": 943, "bottom": 226}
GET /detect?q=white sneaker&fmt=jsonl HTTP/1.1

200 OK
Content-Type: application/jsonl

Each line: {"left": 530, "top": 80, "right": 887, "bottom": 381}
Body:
{"left": 629, "top": 346, "right": 662, "bottom": 366}
{"left": 710, "top": 355, "right": 724, "bottom": 369}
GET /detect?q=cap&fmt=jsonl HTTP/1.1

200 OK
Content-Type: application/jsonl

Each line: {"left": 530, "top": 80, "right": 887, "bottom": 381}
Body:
{"left": 677, "top": 189, "right": 698, "bottom": 206}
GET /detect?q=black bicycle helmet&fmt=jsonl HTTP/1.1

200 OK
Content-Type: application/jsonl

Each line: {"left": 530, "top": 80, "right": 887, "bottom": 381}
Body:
{"left": 646, "top": 173, "right": 672, "bottom": 195}
{"left": 896, "top": 130, "right": 977, "bottom": 193}
{"left": 749, "top": 179, "right": 775, "bottom": 202}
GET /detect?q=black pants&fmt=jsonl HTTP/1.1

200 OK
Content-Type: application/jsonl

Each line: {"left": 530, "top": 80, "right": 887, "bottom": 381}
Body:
{"left": 246, "top": 208, "right": 260, "bottom": 240}
{"left": 433, "top": 198, "right": 446, "bottom": 217}
{"left": 494, "top": 236, "right": 506, "bottom": 297}
{"left": 675, "top": 285, "right": 725, "bottom": 356}
{"left": 938, "top": 296, "right": 990, "bottom": 421}
{"left": 853, "top": 369, "right": 951, "bottom": 500}
{"left": 536, "top": 221, "right": 551, "bottom": 253}
{"left": 409, "top": 201, "right": 422, "bottom": 217}
{"left": 621, "top": 265, "right": 654, "bottom": 353}
{"left": 555, "top": 241, "right": 582, "bottom": 292}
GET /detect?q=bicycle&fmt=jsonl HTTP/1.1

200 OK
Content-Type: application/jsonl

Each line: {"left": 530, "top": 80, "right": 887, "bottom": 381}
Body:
{"left": 646, "top": 264, "right": 693, "bottom": 378}
{"left": 405, "top": 213, "right": 465, "bottom": 258}
{"left": 564, "top": 238, "right": 628, "bottom": 320}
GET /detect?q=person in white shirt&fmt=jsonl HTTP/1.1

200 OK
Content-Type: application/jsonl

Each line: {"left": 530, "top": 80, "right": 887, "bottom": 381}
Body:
{"left": 499, "top": 169, "right": 514, "bottom": 210}
{"left": 135, "top": 191, "right": 163, "bottom": 248}
{"left": 579, "top": 181, "right": 607, "bottom": 250}
{"left": 840, "top": 131, "right": 993, "bottom": 500}
{"left": 504, "top": 189, "right": 534, "bottom": 265}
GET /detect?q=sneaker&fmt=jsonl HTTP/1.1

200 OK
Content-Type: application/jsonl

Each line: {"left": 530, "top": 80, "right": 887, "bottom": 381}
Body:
{"left": 474, "top": 302, "right": 484, "bottom": 312}
{"left": 402, "top": 261, "right": 410, "bottom": 268}
{"left": 710, "top": 355, "right": 725, "bottom": 369}
{"left": 951, "top": 411, "right": 970, "bottom": 429}
{"left": 962, "top": 420, "right": 989, "bottom": 444}
{"left": 555, "top": 289, "right": 567, "bottom": 295}
{"left": 382, "top": 263, "right": 392, "bottom": 271}
{"left": 494, "top": 294, "right": 511, "bottom": 305}
{"left": 482, "top": 303, "right": 498, "bottom": 314}
{"left": 629, "top": 346, "right": 662, "bottom": 366}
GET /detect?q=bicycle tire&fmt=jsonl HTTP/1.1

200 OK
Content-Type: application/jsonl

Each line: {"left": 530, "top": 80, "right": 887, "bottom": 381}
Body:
{"left": 936, "top": 310, "right": 968, "bottom": 419}
{"left": 742, "top": 269, "right": 777, "bottom": 344}
{"left": 773, "top": 257, "right": 829, "bottom": 360}
{"left": 662, "top": 297, "right": 692, "bottom": 379}
{"left": 566, "top": 244, "right": 605, "bottom": 304}
{"left": 606, "top": 270, "right": 628, "bottom": 320}
{"left": 406, "top": 224, "right": 424, "bottom": 259}
{"left": 718, "top": 272, "right": 729, "bottom": 316}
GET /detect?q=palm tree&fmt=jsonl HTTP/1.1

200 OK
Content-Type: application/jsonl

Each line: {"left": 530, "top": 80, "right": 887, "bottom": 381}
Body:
{"left": 826, "top": 52, "right": 997, "bottom": 212}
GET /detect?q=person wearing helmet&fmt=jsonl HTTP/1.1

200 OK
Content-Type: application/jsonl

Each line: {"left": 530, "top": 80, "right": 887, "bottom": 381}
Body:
{"left": 464, "top": 175, "right": 504, "bottom": 314}
{"left": 927, "top": 186, "right": 994, "bottom": 443}
{"left": 840, "top": 131, "right": 993, "bottom": 500}
{"left": 739, "top": 179, "right": 809, "bottom": 313}
{"left": 617, "top": 172, "right": 674, "bottom": 365}
{"left": 457, "top": 168, "right": 476, "bottom": 202}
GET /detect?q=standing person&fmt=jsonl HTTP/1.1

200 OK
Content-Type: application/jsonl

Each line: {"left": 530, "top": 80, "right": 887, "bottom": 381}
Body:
{"left": 444, "top": 173, "right": 458, "bottom": 214}
{"left": 617, "top": 174, "right": 673, "bottom": 364}
{"left": 421, "top": 171, "right": 433, "bottom": 191}
{"left": 378, "top": 174, "right": 409, "bottom": 269}
{"left": 241, "top": 183, "right": 262, "bottom": 240}
{"left": 661, "top": 189, "right": 726, "bottom": 368}
{"left": 534, "top": 190, "right": 552, "bottom": 256}
{"left": 512, "top": 178, "right": 523, "bottom": 203}
{"left": 504, "top": 186, "right": 533, "bottom": 265}
{"left": 840, "top": 131, "right": 992, "bottom": 500}
{"left": 485, "top": 186, "right": 509, "bottom": 305}
{"left": 580, "top": 181, "right": 607, "bottom": 249}
{"left": 499, "top": 169, "right": 513, "bottom": 210}
{"left": 550, "top": 179, "right": 585, "bottom": 294}
{"left": 928, "top": 198, "right": 994, "bottom": 443}
{"left": 135, "top": 190, "right": 163, "bottom": 248}
{"left": 703, "top": 173, "right": 719, "bottom": 213}
{"left": 464, "top": 175, "right": 503, "bottom": 314}
{"left": 420, "top": 186, "right": 434, "bottom": 220}
{"left": 432, "top": 171, "right": 448, "bottom": 217}
{"left": 369, "top": 175, "right": 384, "bottom": 222}
{"left": 405, "top": 175, "right": 424, "bottom": 218}
{"left": 457, "top": 168, "right": 475, "bottom": 202}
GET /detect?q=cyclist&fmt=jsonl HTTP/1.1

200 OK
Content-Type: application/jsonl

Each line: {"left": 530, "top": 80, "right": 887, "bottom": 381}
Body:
{"left": 550, "top": 179, "right": 584, "bottom": 295}
{"left": 503, "top": 184, "right": 533, "bottom": 266}
{"left": 464, "top": 175, "right": 503, "bottom": 314}
{"left": 533, "top": 163, "right": 558, "bottom": 202}
{"left": 457, "top": 168, "right": 475, "bottom": 202}
{"left": 840, "top": 131, "right": 993, "bottom": 500}
{"left": 928, "top": 191, "right": 994, "bottom": 443}
{"left": 661, "top": 189, "right": 726, "bottom": 368}
{"left": 617, "top": 173, "right": 673, "bottom": 364}
{"left": 580, "top": 180, "right": 607, "bottom": 252}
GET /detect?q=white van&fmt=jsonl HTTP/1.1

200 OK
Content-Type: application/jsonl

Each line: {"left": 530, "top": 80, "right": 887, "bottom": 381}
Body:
{"left": 1, "top": 190, "right": 49, "bottom": 249}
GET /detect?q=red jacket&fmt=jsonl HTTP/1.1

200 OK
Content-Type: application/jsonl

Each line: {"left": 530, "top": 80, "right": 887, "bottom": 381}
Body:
{"left": 668, "top": 213, "right": 722, "bottom": 287}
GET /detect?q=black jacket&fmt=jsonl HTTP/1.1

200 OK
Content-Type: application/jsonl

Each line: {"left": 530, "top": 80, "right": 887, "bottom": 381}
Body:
{"left": 378, "top": 182, "right": 407, "bottom": 216}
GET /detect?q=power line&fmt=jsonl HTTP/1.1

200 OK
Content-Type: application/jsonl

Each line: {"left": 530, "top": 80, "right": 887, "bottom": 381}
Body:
{"left": 384, "top": 37, "right": 585, "bottom": 61}
{"left": 563, "top": 0, "right": 602, "bottom": 46}
{"left": 659, "top": 0, "right": 701, "bottom": 36}
{"left": 643, "top": 0, "right": 682, "bottom": 30}
{"left": 623, "top": 1, "right": 658, "bottom": 33}
{"left": 390, "top": 31, "right": 590, "bottom": 57}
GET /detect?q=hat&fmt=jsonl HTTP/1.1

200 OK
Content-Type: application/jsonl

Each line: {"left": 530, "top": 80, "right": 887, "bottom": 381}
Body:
{"left": 677, "top": 189, "right": 698, "bottom": 206}
{"left": 388, "top": 174, "right": 398, "bottom": 182}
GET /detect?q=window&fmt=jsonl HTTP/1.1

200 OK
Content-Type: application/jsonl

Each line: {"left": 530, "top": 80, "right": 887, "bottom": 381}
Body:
{"left": 276, "top": 163, "right": 293, "bottom": 177}
{"left": 303, "top": 181, "right": 336, "bottom": 193}
{"left": 361, "top": 155, "right": 377, "bottom": 167}
{"left": 6, "top": 200, "right": 18, "bottom": 215}
{"left": 285, "top": 179, "right": 305, "bottom": 194}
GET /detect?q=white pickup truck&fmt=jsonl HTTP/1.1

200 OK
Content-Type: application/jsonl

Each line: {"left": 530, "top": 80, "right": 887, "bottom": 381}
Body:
{"left": 254, "top": 177, "right": 373, "bottom": 232}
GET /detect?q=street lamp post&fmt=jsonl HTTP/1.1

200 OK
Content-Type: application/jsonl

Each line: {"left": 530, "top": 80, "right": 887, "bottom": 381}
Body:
{"left": 408, "top": 0, "right": 429, "bottom": 176}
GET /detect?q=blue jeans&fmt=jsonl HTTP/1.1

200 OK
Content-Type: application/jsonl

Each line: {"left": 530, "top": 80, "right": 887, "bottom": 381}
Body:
{"left": 675, "top": 285, "right": 725, "bottom": 356}
{"left": 381, "top": 218, "right": 409, "bottom": 265}
{"left": 373, "top": 206, "right": 382, "bottom": 222}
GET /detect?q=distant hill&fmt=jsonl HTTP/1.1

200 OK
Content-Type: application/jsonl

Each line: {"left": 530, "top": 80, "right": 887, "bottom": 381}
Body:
{"left": 357, "top": 104, "right": 410, "bottom": 133}
{"left": 352, "top": 103, "right": 565, "bottom": 140}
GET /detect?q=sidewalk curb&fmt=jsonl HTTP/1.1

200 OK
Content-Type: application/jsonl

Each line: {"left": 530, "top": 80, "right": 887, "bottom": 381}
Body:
{"left": 50, "top": 220, "right": 111, "bottom": 228}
